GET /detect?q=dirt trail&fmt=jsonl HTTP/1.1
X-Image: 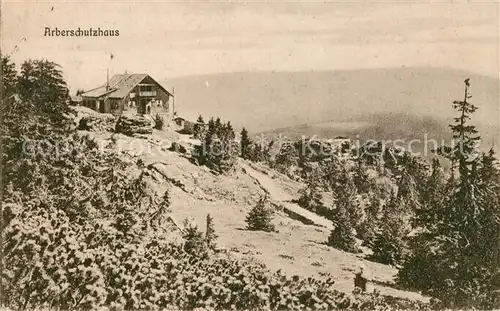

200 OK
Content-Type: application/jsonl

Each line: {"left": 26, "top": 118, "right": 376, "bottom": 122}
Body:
{"left": 240, "top": 161, "right": 334, "bottom": 230}
{"left": 239, "top": 161, "right": 430, "bottom": 302}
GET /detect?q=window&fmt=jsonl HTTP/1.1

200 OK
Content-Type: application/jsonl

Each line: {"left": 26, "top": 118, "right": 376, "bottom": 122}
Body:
{"left": 139, "top": 85, "right": 153, "bottom": 92}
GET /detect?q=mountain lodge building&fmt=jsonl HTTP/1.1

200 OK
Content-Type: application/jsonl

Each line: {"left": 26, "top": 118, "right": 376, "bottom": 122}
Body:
{"left": 80, "top": 73, "right": 174, "bottom": 116}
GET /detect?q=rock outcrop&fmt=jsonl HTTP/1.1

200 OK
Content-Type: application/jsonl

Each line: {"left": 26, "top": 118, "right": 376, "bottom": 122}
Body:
{"left": 73, "top": 106, "right": 116, "bottom": 132}
{"left": 115, "top": 114, "right": 154, "bottom": 137}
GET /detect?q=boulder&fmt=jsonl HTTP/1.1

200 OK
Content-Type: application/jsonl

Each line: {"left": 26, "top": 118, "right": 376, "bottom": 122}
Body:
{"left": 168, "top": 142, "right": 187, "bottom": 154}
{"left": 73, "top": 106, "right": 116, "bottom": 132}
{"left": 115, "top": 115, "right": 153, "bottom": 137}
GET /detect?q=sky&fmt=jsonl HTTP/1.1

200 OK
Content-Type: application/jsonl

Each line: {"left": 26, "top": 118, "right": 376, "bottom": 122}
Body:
{"left": 2, "top": 0, "right": 499, "bottom": 92}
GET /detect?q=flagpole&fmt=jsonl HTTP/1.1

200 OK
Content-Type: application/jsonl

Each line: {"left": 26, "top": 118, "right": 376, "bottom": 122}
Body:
{"left": 172, "top": 85, "right": 175, "bottom": 118}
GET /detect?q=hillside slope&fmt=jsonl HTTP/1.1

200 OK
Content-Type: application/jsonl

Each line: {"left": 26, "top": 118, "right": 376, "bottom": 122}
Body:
{"left": 86, "top": 126, "right": 428, "bottom": 302}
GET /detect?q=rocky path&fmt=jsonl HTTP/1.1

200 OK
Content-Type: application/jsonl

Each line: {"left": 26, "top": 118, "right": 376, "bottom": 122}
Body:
{"left": 240, "top": 161, "right": 334, "bottom": 230}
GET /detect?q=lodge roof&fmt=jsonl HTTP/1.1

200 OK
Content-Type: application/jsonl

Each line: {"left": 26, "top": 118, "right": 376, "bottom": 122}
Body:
{"left": 81, "top": 73, "right": 173, "bottom": 99}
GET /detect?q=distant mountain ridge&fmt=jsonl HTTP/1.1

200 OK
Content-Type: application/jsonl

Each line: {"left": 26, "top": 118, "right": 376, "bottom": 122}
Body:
{"left": 164, "top": 68, "right": 499, "bottom": 148}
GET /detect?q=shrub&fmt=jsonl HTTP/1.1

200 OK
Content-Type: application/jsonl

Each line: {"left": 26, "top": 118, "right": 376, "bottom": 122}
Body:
{"left": 246, "top": 196, "right": 276, "bottom": 232}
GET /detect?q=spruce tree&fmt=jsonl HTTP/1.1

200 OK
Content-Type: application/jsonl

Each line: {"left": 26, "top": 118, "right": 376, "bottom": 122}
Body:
{"left": 223, "top": 121, "right": 235, "bottom": 141}
{"left": 182, "top": 219, "right": 208, "bottom": 257}
{"left": 399, "top": 79, "right": 500, "bottom": 309}
{"left": 205, "top": 214, "right": 218, "bottom": 251}
{"left": 415, "top": 158, "right": 446, "bottom": 227}
{"left": 327, "top": 206, "right": 359, "bottom": 253}
{"left": 1, "top": 56, "right": 17, "bottom": 99}
{"left": 207, "top": 117, "right": 216, "bottom": 136}
{"left": 246, "top": 196, "right": 276, "bottom": 232}
{"left": 297, "top": 168, "right": 323, "bottom": 212}
{"left": 193, "top": 117, "right": 237, "bottom": 173}
{"left": 193, "top": 114, "right": 206, "bottom": 139}
{"left": 326, "top": 167, "right": 361, "bottom": 252}
{"left": 358, "top": 195, "right": 382, "bottom": 247}
{"left": 240, "top": 127, "right": 252, "bottom": 160}
{"left": 274, "top": 142, "right": 299, "bottom": 178}
{"left": 370, "top": 194, "right": 409, "bottom": 266}
{"left": 150, "top": 190, "right": 171, "bottom": 226}
{"left": 214, "top": 117, "right": 222, "bottom": 133}
{"left": 249, "top": 140, "right": 273, "bottom": 164}
{"left": 353, "top": 158, "right": 372, "bottom": 193}
{"left": 331, "top": 167, "right": 364, "bottom": 229}
{"left": 17, "top": 59, "right": 70, "bottom": 113}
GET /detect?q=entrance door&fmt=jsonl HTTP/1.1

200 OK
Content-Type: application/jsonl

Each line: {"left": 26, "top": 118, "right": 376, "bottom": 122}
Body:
{"left": 99, "top": 100, "right": 105, "bottom": 113}
{"left": 139, "top": 99, "right": 147, "bottom": 114}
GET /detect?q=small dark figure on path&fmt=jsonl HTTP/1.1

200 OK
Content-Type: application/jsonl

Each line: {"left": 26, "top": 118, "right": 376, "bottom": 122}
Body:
{"left": 354, "top": 268, "right": 367, "bottom": 291}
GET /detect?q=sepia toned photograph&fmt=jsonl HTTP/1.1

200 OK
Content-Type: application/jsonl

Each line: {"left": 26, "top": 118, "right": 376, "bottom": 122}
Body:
{"left": 1, "top": 0, "right": 499, "bottom": 310}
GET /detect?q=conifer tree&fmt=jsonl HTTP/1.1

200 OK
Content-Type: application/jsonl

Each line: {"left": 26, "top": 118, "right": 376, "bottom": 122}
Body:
{"left": 193, "top": 114, "right": 206, "bottom": 139}
{"left": 17, "top": 59, "right": 69, "bottom": 114}
{"left": 193, "top": 117, "right": 237, "bottom": 173}
{"left": 150, "top": 190, "right": 171, "bottom": 225}
{"left": 223, "top": 121, "right": 235, "bottom": 141}
{"left": 326, "top": 167, "right": 361, "bottom": 252}
{"left": 327, "top": 206, "right": 359, "bottom": 253}
{"left": 394, "top": 154, "right": 422, "bottom": 232}
{"left": 205, "top": 214, "right": 218, "bottom": 251}
{"left": 370, "top": 194, "right": 409, "bottom": 266}
{"left": 353, "top": 158, "right": 372, "bottom": 193}
{"left": 249, "top": 139, "right": 273, "bottom": 164}
{"left": 358, "top": 195, "right": 382, "bottom": 247}
{"left": 214, "top": 117, "right": 222, "bottom": 133}
{"left": 297, "top": 167, "right": 323, "bottom": 212}
{"left": 207, "top": 117, "right": 215, "bottom": 135}
{"left": 399, "top": 79, "right": 500, "bottom": 309}
{"left": 1, "top": 56, "right": 17, "bottom": 99}
{"left": 415, "top": 158, "right": 446, "bottom": 227}
{"left": 331, "top": 167, "right": 364, "bottom": 229}
{"left": 275, "top": 142, "right": 299, "bottom": 178}
{"left": 246, "top": 196, "right": 276, "bottom": 232}
{"left": 182, "top": 219, "right": 208, "bottom": 257}
{"left": 240, "top": 127, "right": 252, "bottom": 160}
